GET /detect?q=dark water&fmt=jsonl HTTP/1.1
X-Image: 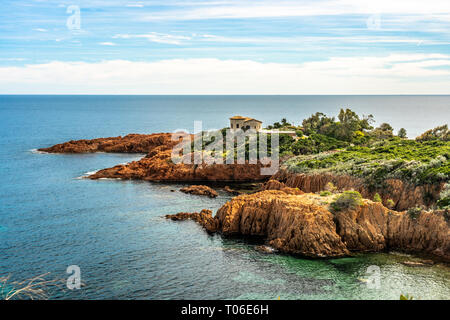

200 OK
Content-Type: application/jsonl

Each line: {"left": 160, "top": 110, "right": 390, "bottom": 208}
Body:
{"left": 0, "top": 95, "right": 449, "bottom": 300}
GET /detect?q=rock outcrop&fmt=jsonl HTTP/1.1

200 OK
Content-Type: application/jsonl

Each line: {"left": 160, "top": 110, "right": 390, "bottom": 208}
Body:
{"left": 165, "top": 210, "right": 217, "bottom": 232}
{"left": 88, "top": 152, "right": 267, "bottom": 182}
{"left": 169, "top": 189, "right": 450, "bottom": 261}
{"left": 180, "top": 185, "right": 218, "bottom": 198}
{"left": 38, "top": 133, "right": 176, "bottom": 154}
{"left": 40, "top": 133, "right": 268, "bottom": 182}
{"left": 269, "top": 170, "right": 445, "bottom": 211}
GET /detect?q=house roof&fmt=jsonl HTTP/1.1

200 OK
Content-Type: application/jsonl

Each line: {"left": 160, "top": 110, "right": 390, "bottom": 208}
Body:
{"left": 229, "top": 115, "right": 262, "bottom": 123}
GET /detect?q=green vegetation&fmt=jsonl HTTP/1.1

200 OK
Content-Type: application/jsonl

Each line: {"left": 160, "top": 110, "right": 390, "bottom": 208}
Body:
{"left": 386, "top": 199, "right": 395, "bottom": 209}
{"left": 330, "top": 191, "right": 363, "bottom": 212}
{"left": 416, "top": 125, "right": 449, "bottom": 142}
{"left": 325, "top": 182, "right": 338, "bottom": 193}
{"left": 320, "top": 191, "right": 332, "bottom": 197}
{"left": 301, "top": 109, "right": 374, "bottom": 143}
{"left": 373, "top": 193, "right": 382, "bottom": 202}
{"left": 194, "top": 110, "right": 449, "bottom": 193}
{"left": 400, "top": 294, "right": 414, "bottom": 300}
{"left": 437, "top": 183, "right": 450, "bottom": 209}
{"left": 284, "top": 138, "right": 450, "bottom": 186}
{"left": 290, "top": 133, "right": 349, "bottom": 155}
{"left": 398, "top": 128, "right": 407, "bottom": 139}
{"left": 407, "top": 207, "right": 422, "bottom": 220}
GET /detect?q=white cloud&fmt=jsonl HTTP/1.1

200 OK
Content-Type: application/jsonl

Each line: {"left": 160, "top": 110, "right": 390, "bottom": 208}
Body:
{"left": 33, "top": 28, "right": 48, "bottom": 32}
{"left": 140, "top": 0, "right": 450, "bottom": 20}
{"left": 126, "top": 2, "right": 144, "bottom": 7}
{"left": 1, "top": 54, "right": 450, "bottom": 94}
{"left": 113, "top": 32, "right": 191, "bottom": 45}
{"left": 98, "top": 42, "right": 116, "bottom": 46}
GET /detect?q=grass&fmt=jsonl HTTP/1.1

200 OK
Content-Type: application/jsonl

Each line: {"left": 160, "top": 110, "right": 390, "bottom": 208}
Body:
{"left": 0, "top": 273, "right": 63, "bottom": 300}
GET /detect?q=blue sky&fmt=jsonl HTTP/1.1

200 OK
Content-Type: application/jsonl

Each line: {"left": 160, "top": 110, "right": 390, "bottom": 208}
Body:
{"left": 1, "top": 0, "right": 450, "bottom": 94}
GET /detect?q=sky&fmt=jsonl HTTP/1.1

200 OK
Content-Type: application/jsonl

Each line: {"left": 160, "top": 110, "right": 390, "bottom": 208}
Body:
{"left": 1, "top": 0, "right": 450, "bottom": 94}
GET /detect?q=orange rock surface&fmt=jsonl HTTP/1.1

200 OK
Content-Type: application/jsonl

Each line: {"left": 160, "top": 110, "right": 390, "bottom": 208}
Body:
{"left": 39, "top": 133, "right": 176, "bottom": 154}
{"left": 173, "top": 189, "right": 450, "bottom": 260}
{"left": 39, "top": 133, "right": 268, "bottom": 182}
{"left": 270, "top": 170, "right": 445, "bottom": 211}
{"left": 180, "top": 185, "right": 218, "bottom": 198}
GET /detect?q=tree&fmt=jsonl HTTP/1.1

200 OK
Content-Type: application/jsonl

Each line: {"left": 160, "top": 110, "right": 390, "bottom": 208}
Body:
{"left": 281, "top": 118, "right": 291, "bottom": 127}
{"left": 371, "top": 123, "right": 394, "bottom": 139}
{"left": 416, "top": 125, "right": 449, "bottom": 142}
{"left": 398, "top": 128, "right": 407, "bottom": 139}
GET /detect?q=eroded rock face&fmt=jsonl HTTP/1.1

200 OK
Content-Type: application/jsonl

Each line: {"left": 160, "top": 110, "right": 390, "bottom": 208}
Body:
{"left": 172, "top": 189, "right": 450, "bottom": 261}
{"left": 180, "top": 185, "right": 218, "bottom": 198}
{"left": 40, "top": 133, "right": 268, "bottom": 182}
{"left": 88, "top": 148, "right": 268, "bottom": 182}
{"left": 270, "top": 170, "right": 445, "bottom": 211}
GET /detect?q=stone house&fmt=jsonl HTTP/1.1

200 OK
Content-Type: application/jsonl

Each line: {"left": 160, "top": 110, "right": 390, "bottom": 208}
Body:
{"left": 229, "top": 116, "right": 262, "bottom": 131}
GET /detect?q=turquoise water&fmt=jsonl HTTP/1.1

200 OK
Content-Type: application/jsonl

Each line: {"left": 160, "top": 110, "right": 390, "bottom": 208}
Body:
{"left": 0, "top": 95, "right": 449, "bottom": 300}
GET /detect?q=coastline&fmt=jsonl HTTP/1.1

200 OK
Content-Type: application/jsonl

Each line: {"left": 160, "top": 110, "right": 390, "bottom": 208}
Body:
{"left": 38, "top": 132, "right": 450, "bottom": 263}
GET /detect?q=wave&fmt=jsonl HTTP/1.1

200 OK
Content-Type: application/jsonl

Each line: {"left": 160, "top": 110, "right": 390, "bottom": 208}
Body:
{"left": 29, "top": 148, "right": 47, "bottom": 154}
{"left": 74, "top": 170, "right": 99, "bottom": 180}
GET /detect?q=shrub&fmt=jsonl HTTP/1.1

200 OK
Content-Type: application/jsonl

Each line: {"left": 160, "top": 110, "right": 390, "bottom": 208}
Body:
{"left": 407, "top": 207, "right": 422, "bottom": 220}
{"left": 437, "top": 183, "right": 450, "bottom": 209}
{"left": 330, "top": 191, "right": 363, "bottom": 212}
{"left": 416, "top": 125, "right": 449, "bottom": 142}
{"left": 325, "top": 182, "right": 337, "bottom": 193}
{"left": 320, "top": 191, "right": 332, "bottom": 197}
{"left": 386, "top": 199, "right": 395, "bottom": 209}
{"left": 283, "top": 139, "right": 450, "bottom": 186}
{"left": 373, "top": 193, "right": 382, "bottom": 202}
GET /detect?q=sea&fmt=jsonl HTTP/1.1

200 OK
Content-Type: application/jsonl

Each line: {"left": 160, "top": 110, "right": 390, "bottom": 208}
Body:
{"left": 0, "top": 95, "right": 449, "bottom": 299}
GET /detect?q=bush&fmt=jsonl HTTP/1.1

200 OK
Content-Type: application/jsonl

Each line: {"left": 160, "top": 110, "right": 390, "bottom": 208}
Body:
{"left": 320, "top": 191, "right": 332, "bottom": 197}
{"left": 330, "top": 191, "right": 363, "bottom": 212}
{"left": 373, "top": 193, "right": 382, "bottom": 202}
{"left": 416, "top": 125, "right": 449, "bottom": 142}
{"left": 284, "top": 139, "right": 450, "bottom": 186}
{"left": 295, "top": 130, "right": 304, "bottom": 137}
{"left": 437, "top": 184, "right": 450, "bottom": 209}
{"left": 325, "top": 182, "right": 337, "bottom": 193}
{"left": 386, "top": 199, "right": 395, "bottom": 209}
{"left": 407, "top": 207, "right": 422, "bottom": 220}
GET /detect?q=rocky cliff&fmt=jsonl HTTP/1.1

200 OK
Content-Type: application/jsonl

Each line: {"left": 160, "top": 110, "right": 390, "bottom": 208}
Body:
{"left": 39, "top": 133, "right": 268, "bottom": 182}
{"left": 169, "top": 189, "right": 450, "bottom": 261}
{"left": 269, "top": 170, "right": 445, "bottom": 211}
{"left": 38, "top": 133, "right": 176, "bottom": 154}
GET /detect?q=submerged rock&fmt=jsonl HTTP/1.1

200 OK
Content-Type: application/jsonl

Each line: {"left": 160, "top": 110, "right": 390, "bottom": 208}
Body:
{"left": 255, "top": 245, "right": 277, "bottom": 254}
{"left": 180, "top": 185, "right": 218, "bottom": 198}
{"left": 401, "top": 260, "right": 435, "bottom": 267}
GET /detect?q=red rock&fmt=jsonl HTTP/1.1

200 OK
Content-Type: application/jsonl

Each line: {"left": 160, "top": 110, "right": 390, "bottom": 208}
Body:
{"left": 178, "top": 189, "right": 450, "bottom": 261}
{"left": 180, "top": 185, "right": 218, "bottom": 198}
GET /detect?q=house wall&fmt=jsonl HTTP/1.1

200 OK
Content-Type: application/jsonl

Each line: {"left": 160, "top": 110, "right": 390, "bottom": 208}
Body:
{"left": 230, "top": 119, "right": 246, "bottom": 129}
{"left": 243, "top": 120, "right": 262, "bottom": 131}
{"left": 230, "top": 118, "right": 262, "bottom": 131}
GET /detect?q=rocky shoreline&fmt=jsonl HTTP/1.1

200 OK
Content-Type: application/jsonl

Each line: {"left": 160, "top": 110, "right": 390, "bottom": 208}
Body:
{"left": 166, "top": 188, "right": 449, "bottom": 261}
{"left": 39, "top": 133, "right": 450, "bottom": 262}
